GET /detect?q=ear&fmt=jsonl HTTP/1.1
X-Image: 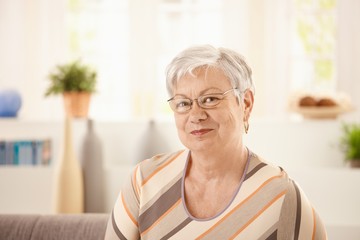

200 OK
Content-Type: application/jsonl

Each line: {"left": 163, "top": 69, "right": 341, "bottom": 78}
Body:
{"left": 242, "top": 90, "right": 254, "bottom": 120}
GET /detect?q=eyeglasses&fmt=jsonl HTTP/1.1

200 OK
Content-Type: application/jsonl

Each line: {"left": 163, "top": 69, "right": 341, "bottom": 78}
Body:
{"left": 167, "top": 88, "right": 239, "bottom": 113}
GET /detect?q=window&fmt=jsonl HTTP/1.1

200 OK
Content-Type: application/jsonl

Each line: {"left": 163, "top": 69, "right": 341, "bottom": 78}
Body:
{"left": 290, "top": 0, "right": 337, "bottom": 92}
{"left": 66, "top": 0, "right": 130, "bottom": 120}
{"left": 66, "top": 0, "right": 223, "bottom": 120}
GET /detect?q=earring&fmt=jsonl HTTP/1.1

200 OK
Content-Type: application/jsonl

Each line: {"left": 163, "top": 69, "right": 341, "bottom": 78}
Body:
{"left": 244, "top": 121, "right": 249, "bottom": 134}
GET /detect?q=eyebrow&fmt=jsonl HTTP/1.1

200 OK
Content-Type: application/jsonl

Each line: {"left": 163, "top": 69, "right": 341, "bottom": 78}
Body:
{"left": 172, "top": 87, "right": 224, "bottom": 98}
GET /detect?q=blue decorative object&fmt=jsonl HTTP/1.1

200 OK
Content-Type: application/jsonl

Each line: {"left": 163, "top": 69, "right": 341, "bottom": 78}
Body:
{"left": 0, "top": 89, "right": 22, "bottom": 117}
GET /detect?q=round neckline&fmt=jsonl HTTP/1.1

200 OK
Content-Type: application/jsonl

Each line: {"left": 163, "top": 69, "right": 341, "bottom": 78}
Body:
{"left": 181, "top": 148, "right": 251, "bottom": 222}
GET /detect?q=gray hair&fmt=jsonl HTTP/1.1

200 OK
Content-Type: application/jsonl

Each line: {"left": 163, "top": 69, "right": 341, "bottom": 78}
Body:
{"left": 165, "top": 45, "right": 255, "bottom": 97}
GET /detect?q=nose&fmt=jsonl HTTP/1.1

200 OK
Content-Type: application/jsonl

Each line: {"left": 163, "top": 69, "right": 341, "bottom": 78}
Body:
{"left": 189, "top": 100, "right": 207, "bottom": 123}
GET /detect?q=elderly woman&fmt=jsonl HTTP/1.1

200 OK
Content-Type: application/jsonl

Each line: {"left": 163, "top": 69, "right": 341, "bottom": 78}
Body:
{"left": 105, "top": 45, "right": 327, "bottom": 239}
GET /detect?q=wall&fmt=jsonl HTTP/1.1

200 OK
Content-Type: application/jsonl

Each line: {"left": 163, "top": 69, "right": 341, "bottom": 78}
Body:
{"left": 337, "top": 0, "right": 360, "bottom": 117}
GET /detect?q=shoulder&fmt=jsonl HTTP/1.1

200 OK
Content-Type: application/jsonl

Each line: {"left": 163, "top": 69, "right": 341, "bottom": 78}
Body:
{"left": 245, "top": 151, "right": 327, "bottom": 238}
{"left": 246, "top": 151, "right": 295, "bottom": 191}
{"left": 138, "top": 149, "right": 187, "bottom": 172}
{"left": 248, "top": 152, "right": 314, "bottom": 209}
{"left": 135, "top": 149, "right": 188, "bottom": 184}
{"left": 247, "top": 151, "right": 287, "bottom": 179}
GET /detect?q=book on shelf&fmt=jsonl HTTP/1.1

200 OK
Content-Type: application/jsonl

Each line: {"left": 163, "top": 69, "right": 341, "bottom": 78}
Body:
{"left": 0, "top": 139, "right": 52, "bottom": 166}
{"left": 0, "top": 141, "right": 5, "bottom": 165}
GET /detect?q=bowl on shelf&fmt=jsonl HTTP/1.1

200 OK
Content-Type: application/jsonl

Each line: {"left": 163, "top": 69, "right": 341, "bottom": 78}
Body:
{"left": 290, "top": 105, "right": 352, "bottom": 119}
{"left": 288, "top": 92, "right": 354, "bottom": 119}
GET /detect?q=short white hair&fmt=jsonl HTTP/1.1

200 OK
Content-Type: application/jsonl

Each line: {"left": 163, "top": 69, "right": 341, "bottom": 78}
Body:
{"left": 165, "top": 45, "right": 255, "bottom": 97}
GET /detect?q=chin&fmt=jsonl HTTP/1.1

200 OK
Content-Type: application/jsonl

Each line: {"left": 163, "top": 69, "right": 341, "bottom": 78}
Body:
{"left": 184, "top": 139, "right": 217, "bottom": 152}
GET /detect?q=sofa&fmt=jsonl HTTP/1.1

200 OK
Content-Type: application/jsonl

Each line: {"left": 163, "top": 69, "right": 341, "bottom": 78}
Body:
{"left": 2, "top": 214, "right": 360, "bottom": 240}
{"left": 0, "top": 214, "right": 109, "bottom": 240}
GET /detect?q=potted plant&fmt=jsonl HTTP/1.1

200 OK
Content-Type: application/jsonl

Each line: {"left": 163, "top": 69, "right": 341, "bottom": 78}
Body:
{"left": 340, "top": 122, "right": 360, "bottom": 168}
{"left": 45, "top": 60, "right": 97, "bottom": 118}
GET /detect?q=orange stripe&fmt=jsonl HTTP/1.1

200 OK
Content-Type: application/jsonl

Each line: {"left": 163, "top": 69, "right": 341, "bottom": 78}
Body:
{"left": 196, "top": 172, "right": 285, "bottom": 240}
{"left": 141, "top": 150, "right": 185, "bottom": 186}
{"left": 312, "top": 207, "right": 316, "bottom": 240}
{"left": 140, "top": 198, "right": 182, "bottom": 237}
{"left": 133, "top": 165, "right": 140, "bottom": 197}
{"left": 121, "top": 193, "right": 138, "bottom": 227}
{"left": 229, "top": 190, "right": 286, "bottom": 239}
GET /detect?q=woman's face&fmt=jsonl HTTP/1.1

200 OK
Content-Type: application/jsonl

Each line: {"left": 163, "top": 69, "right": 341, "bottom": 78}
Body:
{"left": 172, "top": 67, "right": 252, "bottom": 153}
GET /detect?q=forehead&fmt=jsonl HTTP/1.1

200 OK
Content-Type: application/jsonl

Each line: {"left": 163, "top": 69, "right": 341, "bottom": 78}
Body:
{"left": 174, "top": 67, "right": 231, "bottom": 93}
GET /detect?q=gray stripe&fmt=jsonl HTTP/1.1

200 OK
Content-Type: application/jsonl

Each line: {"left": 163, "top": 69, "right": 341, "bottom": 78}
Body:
{"left": 265, "top": 230, "right": 278, "bottom": 240}
{"left": 293, "top": 180, "right": 302, "bottom": 240}
{"left": 111, "top": 210, "right": 128, "bottom": 240}
{"left": 139, "top": 178, "right": 182, "bottom": 233}
{"left": 244, "top": 162, "right": 267, "bottom": 181}
{"left": 277, "top": 176, "right": 297, "bottom": 239}
{"left": 140, "top": 172, "right": 183, "bottom": 215}
{"left": 258, "top": 222, "right": 279, "bottom": 240}
{"left": 160, "top": 217, "right": 192, "bottom": 240}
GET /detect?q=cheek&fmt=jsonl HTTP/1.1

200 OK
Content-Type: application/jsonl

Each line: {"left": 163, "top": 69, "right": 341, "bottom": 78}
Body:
{"left": 174, "top": 115, "right": 187, "bottom": 133}
{"left": 218, "top": 107, "right": 243, "bottom": 130}
{"left": 174, "top": 115, "right": 190, "bottom": 146}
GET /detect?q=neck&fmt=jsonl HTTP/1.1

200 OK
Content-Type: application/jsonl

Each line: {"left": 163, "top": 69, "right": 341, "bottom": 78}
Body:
{"left": 187, "top": 146, "right": 248, "bottom": 181}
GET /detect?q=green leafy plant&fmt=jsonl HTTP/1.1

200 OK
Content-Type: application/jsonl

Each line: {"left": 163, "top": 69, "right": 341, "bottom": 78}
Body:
{"left": 340, "top": 123, "right": 360, "bottom": 161}
{"left": 45, "top": 60, "right": 97, "bottom": 96}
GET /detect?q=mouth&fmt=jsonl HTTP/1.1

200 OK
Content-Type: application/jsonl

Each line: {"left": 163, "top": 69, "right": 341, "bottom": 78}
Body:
{"left": 190, "top": 129, "right": 213, "bottom": 136}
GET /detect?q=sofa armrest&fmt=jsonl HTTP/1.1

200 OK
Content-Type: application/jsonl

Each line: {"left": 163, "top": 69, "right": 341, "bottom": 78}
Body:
{"left": 0, "top": 214, "right": 109, "bottom": 240}
{"left": 0, "top": 214, "right": 41, "bottom": 240}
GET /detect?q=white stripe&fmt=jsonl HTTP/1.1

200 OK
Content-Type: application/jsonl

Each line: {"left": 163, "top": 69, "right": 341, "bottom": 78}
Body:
{"left": 113, "top": 193, "right": 139, "bottom": 239}
{"left": 234, "top": 195, "right": 285, "bottom": 239}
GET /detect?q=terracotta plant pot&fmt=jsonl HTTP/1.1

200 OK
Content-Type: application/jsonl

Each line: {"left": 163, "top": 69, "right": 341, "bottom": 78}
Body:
{"left": 350, "top": 160, "right": 360, "bottom": 168}
{"left": 63, "top": 92, "right": 91, "bottom": 118}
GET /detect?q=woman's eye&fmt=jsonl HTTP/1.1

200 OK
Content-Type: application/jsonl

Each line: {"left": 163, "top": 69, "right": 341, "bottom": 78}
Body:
{"left": 176, "top": 100, "right": 190, "bottom": 108}
{"left": 203, "top": 96, "right": 220, "bottom": 104}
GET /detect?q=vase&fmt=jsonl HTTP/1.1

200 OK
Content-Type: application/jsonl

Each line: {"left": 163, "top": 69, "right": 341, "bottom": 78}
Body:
{"left": 53, "top": 117, "right": 84, "bottom": 213}
{"left": 81, "top": 119, "right": 105, "bottom": 213}
{"left": 0, "top": 89, "right": 22, "bottom": 117}
{"left": 134, "top": 120, "right": 171, "bottom": 164}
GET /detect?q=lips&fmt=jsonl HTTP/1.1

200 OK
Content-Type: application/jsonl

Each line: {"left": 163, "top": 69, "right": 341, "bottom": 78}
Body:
{"left": 190, "top": 129, "right": 213, "bottom": 136}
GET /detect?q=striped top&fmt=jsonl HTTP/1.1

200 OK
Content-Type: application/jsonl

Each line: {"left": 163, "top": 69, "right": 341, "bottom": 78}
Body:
{"left": 105, "top": 149, "right": 327, "bottom": 240}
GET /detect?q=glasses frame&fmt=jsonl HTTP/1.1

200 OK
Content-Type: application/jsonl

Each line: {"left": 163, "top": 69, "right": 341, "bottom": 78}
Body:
{"left": 167, "top": 88, "right": 239, "bottom": 113}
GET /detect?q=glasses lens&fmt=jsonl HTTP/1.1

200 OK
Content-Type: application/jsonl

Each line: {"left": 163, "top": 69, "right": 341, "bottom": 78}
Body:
{"left": 168, "top": 89, "right": 238, "bottom": 113}
{"left": 170, "top": 98, "right": 192, "bottom": 113}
